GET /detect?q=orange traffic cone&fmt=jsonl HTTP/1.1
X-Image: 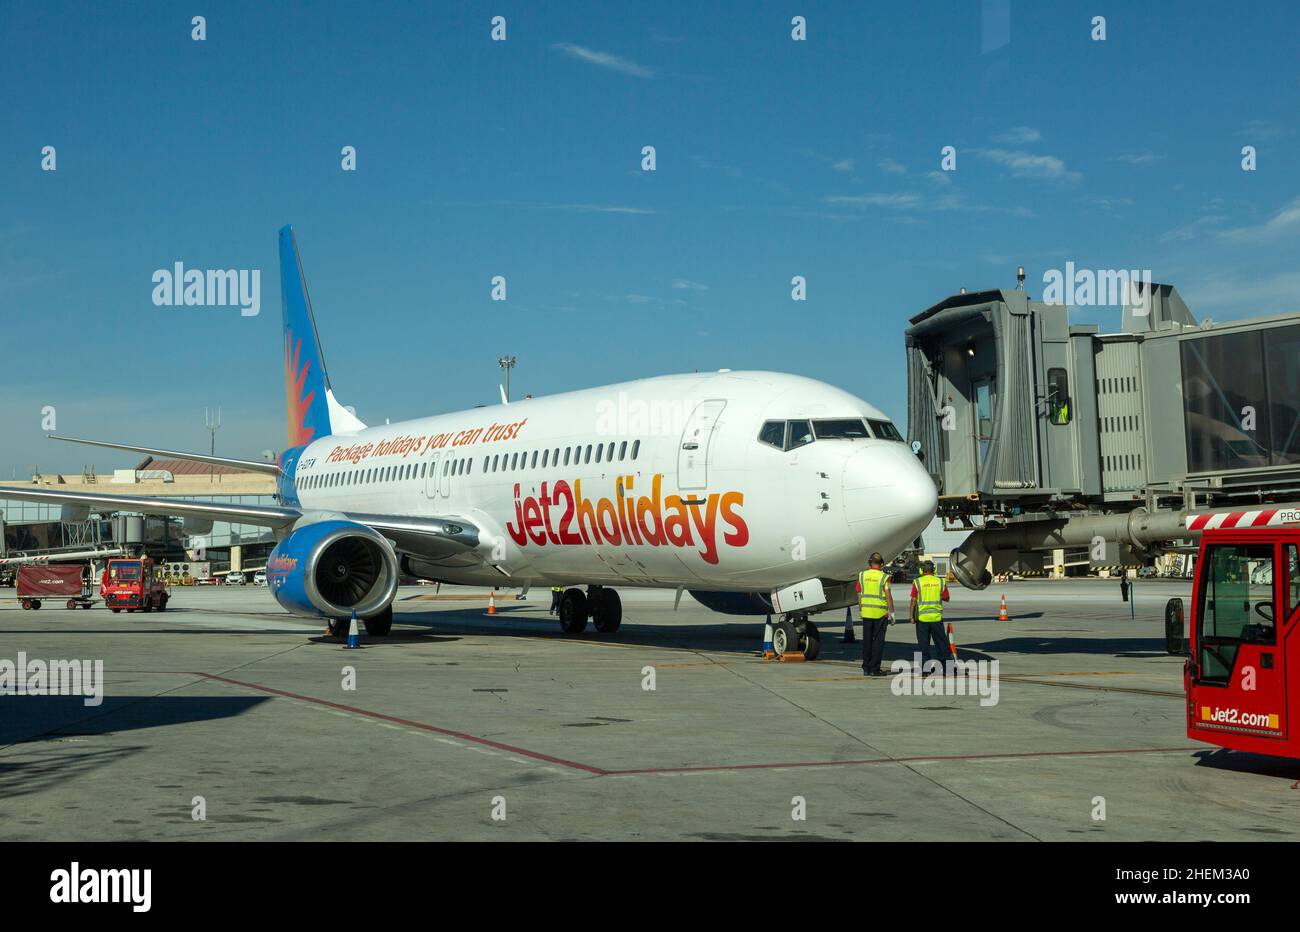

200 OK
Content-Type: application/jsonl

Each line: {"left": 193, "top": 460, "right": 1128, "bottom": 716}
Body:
{"left": 486, "top": 591, "right": 497, "bottom": 615}
{"left": 998, "top": 594, "right": 1009, "bottom": 621}
{"left": 947, "top": 622, "right": 957, "bottom": 657}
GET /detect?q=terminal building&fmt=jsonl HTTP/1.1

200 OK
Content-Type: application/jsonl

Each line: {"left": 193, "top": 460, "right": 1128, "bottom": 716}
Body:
{"left": 905, "top": 277, "right": 1300, "bottom": 588}
{"left": 0, "top": 456, "right": 277, "bottom": 575}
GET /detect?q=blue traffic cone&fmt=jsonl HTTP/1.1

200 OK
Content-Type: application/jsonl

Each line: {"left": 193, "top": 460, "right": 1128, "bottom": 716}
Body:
{"left": 345, "top": 612, "right": 361, "bottom": 649}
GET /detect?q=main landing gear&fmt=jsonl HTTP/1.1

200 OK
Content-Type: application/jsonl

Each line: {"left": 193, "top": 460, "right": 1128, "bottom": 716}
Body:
{"left": 328, "top": 605, "right": 394, "bottom": 640}
{"left": 557, "top": 586, "right": 622, "bottom": 635}
{"left": 771, "top": 612, "right": 821, "bottom": 661}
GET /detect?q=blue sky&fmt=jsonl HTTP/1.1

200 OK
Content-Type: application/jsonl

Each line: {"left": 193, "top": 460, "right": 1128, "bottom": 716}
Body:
{"left": 2, "top": 0, "right": 1298, "bottom": 475}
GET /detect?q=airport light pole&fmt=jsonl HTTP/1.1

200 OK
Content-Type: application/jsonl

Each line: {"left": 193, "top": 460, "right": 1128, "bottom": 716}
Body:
{"left": 204, "top": 407, "right": 221, "bottom": 484}
{"left": 498, "top": 355, "right": 516, "bottom": 403}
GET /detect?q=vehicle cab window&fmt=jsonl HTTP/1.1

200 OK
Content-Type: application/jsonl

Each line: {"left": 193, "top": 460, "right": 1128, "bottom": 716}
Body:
{"left": 1198, "top": 543, "right": 1276, "bottom": 684}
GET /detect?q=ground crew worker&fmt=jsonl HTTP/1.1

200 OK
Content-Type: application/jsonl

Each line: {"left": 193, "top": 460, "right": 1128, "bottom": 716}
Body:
{"left": 909, "top": 560, "right": 951, "bottom": 672}
{"left": 856, "top": 552, "right": 895, "bottom": 676}
{"left": 550, "top": 586, "right": 563, "bottom": 615}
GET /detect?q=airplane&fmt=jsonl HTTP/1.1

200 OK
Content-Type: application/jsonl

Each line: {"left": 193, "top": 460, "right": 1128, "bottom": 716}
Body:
{"left": 2, "top": 226, "right": 938, "bottom": 658}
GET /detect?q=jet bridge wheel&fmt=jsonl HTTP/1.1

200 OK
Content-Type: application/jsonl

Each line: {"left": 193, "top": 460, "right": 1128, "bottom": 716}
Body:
{"left": 558, "top": 588, "right": 589, "bottom": 634}
{"left": 590, "top": 587, "right": 622, "bottom": 633}
{"left": 364, "top": 606, "right": 393, "bottom": 636}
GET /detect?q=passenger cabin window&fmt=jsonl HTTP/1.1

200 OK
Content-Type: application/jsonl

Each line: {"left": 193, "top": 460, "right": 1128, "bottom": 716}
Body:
{"left": 631, "top": 440, "right": 640, "bottom": 459}
{"left": 1197, "top": 543, "right": 1276, "bottom": 684}
{"left": 584, "top": 444, "right": 592, "bottom": 464}
{"left": 813, "top": 419, "right": 869, "bottom": 440}
{"left": 866, "top": 419, "right": 904, "bottom": 442}
{"left": 595, "top": 444, "right": 603, "bottom": 463}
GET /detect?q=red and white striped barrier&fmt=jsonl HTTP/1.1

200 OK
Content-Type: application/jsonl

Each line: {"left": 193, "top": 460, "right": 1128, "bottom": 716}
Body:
{"left": 1185, "top": 508, "right": 1300, "bottom": 532}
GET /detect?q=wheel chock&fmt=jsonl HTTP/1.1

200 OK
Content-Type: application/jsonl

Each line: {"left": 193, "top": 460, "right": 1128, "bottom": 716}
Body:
{"left": 778, "top": 651, "right": 808, "bottom": 663}
{"left": 762, "top": 650, "right": 777, "bottom": 660}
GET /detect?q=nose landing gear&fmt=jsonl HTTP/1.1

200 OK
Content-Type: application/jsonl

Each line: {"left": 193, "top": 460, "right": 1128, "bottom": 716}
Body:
{"left": 771, "top": 613, "right": 821, "bottom": 661}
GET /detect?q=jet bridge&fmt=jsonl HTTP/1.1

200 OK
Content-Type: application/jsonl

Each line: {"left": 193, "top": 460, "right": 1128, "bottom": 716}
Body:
{"left": 905, "top": 279, "right": 1300, "bottom": 588}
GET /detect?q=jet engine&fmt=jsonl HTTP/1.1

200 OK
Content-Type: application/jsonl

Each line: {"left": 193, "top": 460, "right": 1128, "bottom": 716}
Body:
{"left": 267, "top": 520, "right": 399, "bottom": 620}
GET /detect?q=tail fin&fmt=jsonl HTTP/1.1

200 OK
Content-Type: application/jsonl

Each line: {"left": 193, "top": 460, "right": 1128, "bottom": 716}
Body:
{"left": 278, "top": 225, "right": 366, "bottom": 447}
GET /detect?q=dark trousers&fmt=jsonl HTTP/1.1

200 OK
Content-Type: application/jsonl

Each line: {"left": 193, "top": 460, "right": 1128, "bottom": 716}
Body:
{"left": 915, "top": 621, "right": 951, "bottom": 669}
{"left": 550, "top": 590, "right": 562, "bottom": 614}
{"left": 862, "top": 617, "right": 889, "bottom": 673}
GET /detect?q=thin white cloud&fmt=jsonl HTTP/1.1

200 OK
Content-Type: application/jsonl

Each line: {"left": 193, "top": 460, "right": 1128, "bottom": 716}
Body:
{"left": 1160, "top": 214, "right": 1225, "bottom": 243}
{"left": 877, "top": 157, "right": 907, "bottom": 174}
{"left": 1219, "top": 196, "right": 1300, "bottom": 242}
{"left": 1113, "top": 152, "right": 1166, "bottom": 166}
{"left": 825, "top": 193, "right": 923, "bottom": 209}
{"left": 1182, "top": 270, "right": 1300, "bottom": 313}
{"left": 831, "top": 158, "right": 855, "bottom": 173}
{"left": 490, "top": 200, "right": 655, "bottom": 215}
{"left": 551, "top": 43, "right": 653, "bottom": 78}
{"left": 973, "top": 147, "right": 1082, "bottom": 183}
{"left": 671, "top": 279, "right": 709, "bottom": 291}
{"left": 994, "top": 126, "right": 1041, "bottom": 145}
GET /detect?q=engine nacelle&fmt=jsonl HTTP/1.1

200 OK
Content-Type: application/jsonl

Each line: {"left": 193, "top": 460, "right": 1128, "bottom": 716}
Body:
{"left": 268, "top": 520, "right": 399, "bottom": 619}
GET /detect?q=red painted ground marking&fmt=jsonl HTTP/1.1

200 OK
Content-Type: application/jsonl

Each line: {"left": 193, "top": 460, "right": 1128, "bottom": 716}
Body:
{"left": 192, "top": 671, "right": 607, "bottom": 775}
{"left": 601, "top": 746, "right": 1196, "bottom": 776}
{"left": 192, "top": 672, "right": 1195, "bottom": 778}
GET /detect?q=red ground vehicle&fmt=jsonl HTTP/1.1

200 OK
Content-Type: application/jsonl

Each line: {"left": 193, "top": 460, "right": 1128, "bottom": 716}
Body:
{"left": 101, "top": 556, "right": 170, "bottom": 614}
{"left": 17, "top": 564, "right": 95, "bottom": 610}
{"left": 1184, "top": 527, "right": 1300, "bottom": 757}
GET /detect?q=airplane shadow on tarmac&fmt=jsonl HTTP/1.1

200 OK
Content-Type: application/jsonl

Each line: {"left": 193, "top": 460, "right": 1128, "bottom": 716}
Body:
{"left": 1, "top": 695, "right": 269, "bottom": 747}
{"left": 952, "top": 635, "right": 1171, "bottom": 658}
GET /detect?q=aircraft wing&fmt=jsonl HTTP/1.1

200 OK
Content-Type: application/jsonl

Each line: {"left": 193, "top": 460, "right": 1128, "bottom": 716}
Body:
{"left": 47, "top": 434, "right": 282, "bottom": 476}
{"left": 0, "top": 487, "right": 482, "bottom": 561}
{"left": 0, "top": 485, "right": 301, "bottom": 529}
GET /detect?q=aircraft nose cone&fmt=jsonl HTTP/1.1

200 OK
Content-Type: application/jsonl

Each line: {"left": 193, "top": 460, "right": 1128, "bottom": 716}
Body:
{"left": 841, "top": 443, "right": 938, "bottom": 553}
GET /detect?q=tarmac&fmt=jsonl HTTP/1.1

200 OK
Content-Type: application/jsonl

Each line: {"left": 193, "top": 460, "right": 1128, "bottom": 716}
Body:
{"left": 2, "top": 577, "right": 1295, "bottom": 841}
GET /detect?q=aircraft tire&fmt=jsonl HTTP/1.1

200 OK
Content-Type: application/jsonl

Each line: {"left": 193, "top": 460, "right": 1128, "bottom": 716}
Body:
{"left": 772, "top": 620, "right": 798, "bottom": 656}
{"left": 364, "top": 606, "right": 393, "bottom": 636}
{"left": 801, "top": 620, "right": 822, "bottom": 661}
{"left": 559, "top": 588, "right": 589, "bottom": 634}
{"left": 592, "top": 588, "right": 622, "bottom": 633}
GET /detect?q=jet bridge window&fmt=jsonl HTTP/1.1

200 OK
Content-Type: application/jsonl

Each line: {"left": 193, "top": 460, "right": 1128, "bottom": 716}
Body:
{"left": 813, "top": 419, "right": 869, "bottom": 440}
{"left": 1047, "top": 368, "right": 1071, "bottom": 425}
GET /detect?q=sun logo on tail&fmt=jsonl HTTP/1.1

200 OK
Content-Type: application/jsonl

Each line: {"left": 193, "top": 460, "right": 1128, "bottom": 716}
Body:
{"left": 284, "top": 331, "right": 317, "bottom": 446}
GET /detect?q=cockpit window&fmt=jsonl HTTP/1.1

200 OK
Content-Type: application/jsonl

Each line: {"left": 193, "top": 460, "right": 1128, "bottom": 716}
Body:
{"left": 788, "top": 420, "right": 814, "bottom": 450}
{"left": 813, "top": 419, "right": 870, "bottom": 440}
{"left": 758, "top": 420, "right": 785, "bottom": 449}
{"left": 867, "top": 419, "right": 904, "bottom": 442}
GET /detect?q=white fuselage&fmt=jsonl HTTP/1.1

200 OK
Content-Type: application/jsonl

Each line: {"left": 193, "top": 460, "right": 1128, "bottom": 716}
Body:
{"left": 287, "top": 371, "right": 937, "bottom": 592}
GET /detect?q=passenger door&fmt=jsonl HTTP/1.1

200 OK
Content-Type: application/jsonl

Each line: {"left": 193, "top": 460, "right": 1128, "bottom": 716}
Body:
{"left": 423, "top": 453, "right": 443, "bottom": 500}
{"left": 678, "top": 400, "right": 726, "bottom": 490}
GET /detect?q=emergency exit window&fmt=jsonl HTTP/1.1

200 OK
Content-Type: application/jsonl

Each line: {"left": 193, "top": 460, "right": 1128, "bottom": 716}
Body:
{"left": 1047, "top": 368, "right": 1071, "bottom": 425}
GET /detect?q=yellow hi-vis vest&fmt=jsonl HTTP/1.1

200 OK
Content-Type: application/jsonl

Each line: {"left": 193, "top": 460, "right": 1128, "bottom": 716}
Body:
{"left": 858, "top": 569, "right": 889, "bottom": 620}
{"left": 916, "top": 574, "right": 945, "bottom": 622}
